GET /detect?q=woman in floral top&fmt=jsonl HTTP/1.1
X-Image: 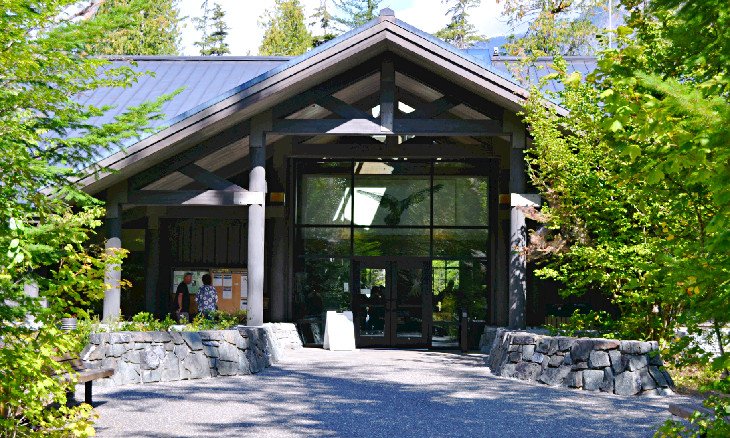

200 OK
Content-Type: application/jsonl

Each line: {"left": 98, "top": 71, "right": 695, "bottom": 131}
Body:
{"left": 196, "top": 274, "right": 218, "bottom": 317}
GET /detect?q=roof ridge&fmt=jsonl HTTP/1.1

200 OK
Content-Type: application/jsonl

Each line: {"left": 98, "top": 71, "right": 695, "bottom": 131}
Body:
{"left": 101, "top": 55, "right": 293, "bottom": 62}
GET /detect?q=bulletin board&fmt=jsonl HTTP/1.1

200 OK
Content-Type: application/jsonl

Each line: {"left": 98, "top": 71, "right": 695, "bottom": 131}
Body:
{"left": 211, "top": 269, "right": 248, "bottom": 313}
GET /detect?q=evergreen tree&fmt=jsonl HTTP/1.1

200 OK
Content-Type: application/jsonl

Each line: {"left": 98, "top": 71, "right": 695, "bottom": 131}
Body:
{"left": 498, "top": 0, "right": 604, "bottom": 57}
{"left": 435, "top": 0, "right": 483, "bottom": 49}
{"left": 88, "top": 0, "right": 183, "bottom": 55}
{"left": 259, "top": 0, "right": 313, "bottom": 56}
{"left": 311, "top": 0, "right": 337, "bottom": 46}
{"left": 194, "top": 1, "right": 230, "bottom": 56}
{"left": 332, "top": 0, "right": 382, "bottom": 30}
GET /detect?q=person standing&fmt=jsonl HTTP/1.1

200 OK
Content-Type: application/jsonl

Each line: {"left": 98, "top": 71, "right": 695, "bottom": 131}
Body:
{"left": 175, "top": 272, "right": 193, "bottom": 322}
{"left": 196, "top": 274, "right": 218, "bottom": 318}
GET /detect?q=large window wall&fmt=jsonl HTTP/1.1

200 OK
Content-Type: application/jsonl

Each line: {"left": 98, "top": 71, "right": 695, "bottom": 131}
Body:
{"left": 293, "top": 159, "right": 494, "bottom": 346}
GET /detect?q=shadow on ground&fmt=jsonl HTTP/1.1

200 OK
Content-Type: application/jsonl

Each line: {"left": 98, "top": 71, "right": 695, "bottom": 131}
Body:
{"left": 91, "top": 349, "right": 685, "bottom": 437}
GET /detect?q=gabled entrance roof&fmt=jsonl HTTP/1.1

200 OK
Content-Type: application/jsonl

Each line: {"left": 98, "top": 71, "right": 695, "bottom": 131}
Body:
{"left": 80, "top": 9, "right": 559, "bottom": 195}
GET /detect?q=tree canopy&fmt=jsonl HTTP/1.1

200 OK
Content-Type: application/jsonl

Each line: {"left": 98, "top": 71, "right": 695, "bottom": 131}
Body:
{"left": 87, "top": 0, "right": 183, "bottom": 55}
{"left": 521, "top": 1, "right": 729, "bottom": 431}
{"left": 194, "top": 1, "right": 231, "bottom": 56}
{"left": 332, "top": 0, "right": 382, "bottom": 30}
{"left": 259, "top": 0, "right": 313, "bottom": 56}
{"left": 0, "top": 1, "right": 174, "bottom": 434}
{"left": 498, "top": 0, "right": 604, "bottom": 57}
{"left": 435, "top": 0, "right": 483, "bottom": 49}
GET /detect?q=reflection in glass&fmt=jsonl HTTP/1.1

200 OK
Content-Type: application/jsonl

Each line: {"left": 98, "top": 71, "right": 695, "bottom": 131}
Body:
{"left": 300, "top": 227, "right": 351, "bottom": 256}
{"left": 433, "top": 228, "right": 489, "bottom": 258}
{"left": 395, "top": 267, "right": 424, "bottom": 338}
{"left": 354, "top": 228, "right": 430, "bottom": 256}
{"left": 354, "top": 176, "right": 431, "bottom": 226}
{"left": 294, "top": 258, "right": 351, "bottom": 342}
{"left": 433, "top": 176, "right": 489, "bottom": 226}
{"left": 359, "top": 268, "right": 386, "bottom": 337}
{"left": 299, "top": 174, "right": 352, "bottom": 225}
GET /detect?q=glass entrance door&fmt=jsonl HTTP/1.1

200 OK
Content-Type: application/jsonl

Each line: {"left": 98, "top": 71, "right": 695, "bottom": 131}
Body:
{"left": 354, "top": 259, "right": 431, "bottom": 347}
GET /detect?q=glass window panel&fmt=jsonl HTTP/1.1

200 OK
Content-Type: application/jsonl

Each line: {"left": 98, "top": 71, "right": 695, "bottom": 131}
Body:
{"left": 433, "top": 176, "right": 489, "bottom": 226}
{"left": 355, "top": 161, "right": 430, "bottom": 175}
{"left": 300, "top": 227, "right": 351, "bottom": 256}
{"left": 433, "top": 228, "right": 488, "bottom": 258}
{"left": 358, "top": 267, "right": 386, "bottom": 337}
{"left": 293, "top": 258, "right": 351, "bottom": 341}
{"left": 354, "top": 175, "right": 431, "bottom": 226}
{"left": 432, "top": 259, "right": 460, "bottom": 347}
{"left": 434, "top": 161, "right": 489, "bottom": 175}
{"left": 299, "top": 174, "right": 352, "bottom": 225}
{"left": 354, "top": 228, "right": 430, "bottom": 257}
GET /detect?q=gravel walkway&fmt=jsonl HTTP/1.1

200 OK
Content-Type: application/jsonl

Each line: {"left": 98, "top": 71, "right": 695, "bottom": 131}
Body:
{"left": 89, "top": 348, "right": 690, "bottom": 437}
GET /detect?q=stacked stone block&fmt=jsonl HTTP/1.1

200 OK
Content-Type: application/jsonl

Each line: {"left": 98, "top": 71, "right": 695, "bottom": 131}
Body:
{"left": 81, "top": 328, "right": 271, "bottom": 387}
{"left": 489, "top": 331, "right": 673, "bottom": 396}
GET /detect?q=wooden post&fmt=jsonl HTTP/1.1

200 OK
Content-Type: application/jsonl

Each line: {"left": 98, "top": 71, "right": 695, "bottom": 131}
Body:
{"left": 144, "top": 208, "right": 163, "bottom": 315}
{"left": 248, "top": 113, "right": 271, "bottom": 326}
{"left": 103, "top": 183, "right": 125, "bottom": 322}
{"left": 505, "top": 111, "right": 527, "bottom": 330}
{"left": 380, "top": 58, "right": 395, "bottom": 132}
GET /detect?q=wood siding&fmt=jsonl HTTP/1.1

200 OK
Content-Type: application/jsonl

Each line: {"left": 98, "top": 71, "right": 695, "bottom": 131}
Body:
{"left": 163, "top": 218, "right": 247, "bottom": 267}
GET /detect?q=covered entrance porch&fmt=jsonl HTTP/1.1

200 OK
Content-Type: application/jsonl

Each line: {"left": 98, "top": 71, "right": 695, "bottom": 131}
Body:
{"left": 82, "top": 10, "right": 537, "bottom": 349}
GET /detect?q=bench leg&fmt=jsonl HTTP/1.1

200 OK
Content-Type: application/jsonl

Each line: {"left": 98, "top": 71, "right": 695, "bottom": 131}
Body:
{"left": 85, "top": 381, "right": 93, "bottom": 405}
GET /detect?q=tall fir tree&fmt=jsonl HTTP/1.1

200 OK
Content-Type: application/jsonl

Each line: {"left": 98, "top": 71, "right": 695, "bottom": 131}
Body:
{"left": 332, "top": 0, "right": 382, "bottom": 30}
{"left": 435, "top": 0, "right": 483, "bottom": 49}
{"left": 311, "top": 0, "right": 337, "bottom": 46}
{"left": 194, "top": 1, "right": 231, "bottom": 56}
{"left": 259, "top": 0, "right": 313, "bottom": 56}
{"left": 88, "top": 0, "right": 183, "bottom": 55}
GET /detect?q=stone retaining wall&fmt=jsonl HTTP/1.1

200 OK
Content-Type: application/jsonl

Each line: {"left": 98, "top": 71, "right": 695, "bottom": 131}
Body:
{"left": 488, "top": 330, "right": 674, "bottom": 396}
{"left": 81, "top": 327, "right": 271, "bottom": 387}
{"left": 263, "top": 322, "right": 303, "bottom": 363}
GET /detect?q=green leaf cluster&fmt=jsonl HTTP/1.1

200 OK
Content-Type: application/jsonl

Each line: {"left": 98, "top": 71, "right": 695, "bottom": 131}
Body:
{"left": 522, "top": 3, "right": 729, "bottom": 430}
{"left": 332, "top": 0, "right": 382, "bottom": 31}
{"left": 0, "top": 1, "right": 177, "bottom": 435}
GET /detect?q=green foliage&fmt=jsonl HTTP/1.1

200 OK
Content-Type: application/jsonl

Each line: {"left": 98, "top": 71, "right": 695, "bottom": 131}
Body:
{"left": 193, "top": 1, "right": 230, "bottom": 56}
{"left": 435, "top": 0, "right": 484, "bottom": 49}
{"left": 550, "top": 310, "right": 620, "bottom": 338}
{"left": 657, "top": 391, "right": 730, "bottom": 437}
{"left": 521, "top": 0, "right": 728, "bottom": 434}
{"left": 259, "top": 0, "right": 313, "bottom": 56}
{"left": 311, "top": 0, "right": 337, "bottom": 46}
{"left": 188, "top": 310, "right": 247, "bottom": 331}
{"left": 332, "top": 0, "right": 382, "bottom": 30}
{"left": 88, "top": 0, "right": 183, "bottom": 55}
{"left": 0, "top": 1, "right": 176, "bottom": 435}
{"left": 498, "top": 0, "right": 605, "bottom": 57}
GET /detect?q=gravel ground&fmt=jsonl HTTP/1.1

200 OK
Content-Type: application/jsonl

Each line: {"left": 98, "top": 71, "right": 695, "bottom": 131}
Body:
{"left": 88, "top": 348, "right": 691, "bottom": 437}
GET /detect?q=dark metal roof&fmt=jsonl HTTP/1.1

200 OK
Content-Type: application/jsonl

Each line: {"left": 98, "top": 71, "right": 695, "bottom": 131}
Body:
{"left": 489, "top": 55, "right": 598, "bottom": 94}
{"left": 76, "top": 56, "right": 291, "bottom": 132}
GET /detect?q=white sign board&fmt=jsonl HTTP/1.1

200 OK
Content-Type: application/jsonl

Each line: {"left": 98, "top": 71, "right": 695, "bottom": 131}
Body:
{"left": 323, "top": 311, "right": 356, "bottom": 351}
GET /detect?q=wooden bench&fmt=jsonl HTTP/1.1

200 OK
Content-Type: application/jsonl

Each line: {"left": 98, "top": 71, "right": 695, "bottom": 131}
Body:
{"left": 54, "top": 355, "right": 114, "bottom": 405}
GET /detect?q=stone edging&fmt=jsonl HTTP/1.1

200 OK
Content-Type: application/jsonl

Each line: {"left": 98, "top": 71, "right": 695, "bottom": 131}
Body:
{"left": 488, "top": 330, "right": 674, "bottom": 396}
{"left": 81, "top": 327, "right": 271, "bottom": 387}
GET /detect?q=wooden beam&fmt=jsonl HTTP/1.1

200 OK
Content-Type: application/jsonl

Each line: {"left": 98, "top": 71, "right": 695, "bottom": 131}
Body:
{"left": 271, "top": 118, "right": 502, "bottom": 136}
{"left": 178, "top": 164, "right": 245, "bottom": 192}
{"left": 397, "top": 60, "right": 503, "bottom": 121}
{"left": 271, "top": 57, "right": 381, "bottom": 119}
{"left": 315, "top": 95, "right": 373, "bottom": 119}
{"left": 402, "top": 95, "right": 456, "bottom": 119}
{"left": 380, "top": 58, "right": 396, "bottom": 132}
{"left": 127, "top": 190, "right": 264, "bottom": 206}
{"left": 129, "top": 121, "right": 251, "bottom": 190}
{"left": 290, "top": 142, "right": 496, "bottom": 159}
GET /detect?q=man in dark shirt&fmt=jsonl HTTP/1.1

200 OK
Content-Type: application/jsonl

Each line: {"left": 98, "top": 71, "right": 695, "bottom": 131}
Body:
{"left": 175, "top": 272, "right": 193, "bottom": 322}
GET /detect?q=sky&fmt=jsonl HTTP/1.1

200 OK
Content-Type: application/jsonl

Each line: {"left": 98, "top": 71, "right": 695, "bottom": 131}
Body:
{"left": 178, "top": 0, "right": 515, "bottom": 56}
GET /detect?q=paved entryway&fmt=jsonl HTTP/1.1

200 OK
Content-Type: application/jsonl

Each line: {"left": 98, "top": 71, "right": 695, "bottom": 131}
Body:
{"left": 90, "top": 348, "right": 687, "bottom": 437}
